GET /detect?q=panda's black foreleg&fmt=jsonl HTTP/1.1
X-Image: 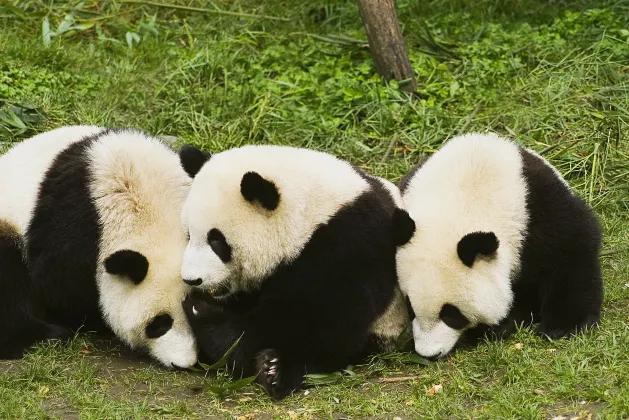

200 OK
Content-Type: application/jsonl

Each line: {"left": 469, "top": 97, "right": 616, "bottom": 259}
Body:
{"left": 1, "top": 234, "right": 72, "bottom": 359}
{"left": 0, "top": 320, "right": 72, "bottom": 359}
{"left": 536, "top": 254, "right": 602, "bottom": 340}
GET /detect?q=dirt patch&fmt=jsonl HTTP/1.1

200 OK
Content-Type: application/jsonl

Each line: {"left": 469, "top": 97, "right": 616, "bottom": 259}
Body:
{"left": 546, "top": 400, "right": 606, "bottom": 419}
{"left": 42, "top": 399, "right": 80, "bottom": 420}
{"left": 0, "top": 360, "right": 19, "bottom": 375}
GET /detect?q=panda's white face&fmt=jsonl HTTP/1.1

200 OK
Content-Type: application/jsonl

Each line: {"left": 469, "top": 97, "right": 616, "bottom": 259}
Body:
{"left": 101, "top": 248, "right": 198, "bottom": 368}
{"left": 398, "top": 242, "right": 514, "bottom": 359}
{"left": 180, "top": 145, "right": 369, "bottom": 296}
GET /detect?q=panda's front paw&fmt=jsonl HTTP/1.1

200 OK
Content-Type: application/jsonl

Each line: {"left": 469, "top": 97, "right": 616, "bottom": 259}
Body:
{"left": 182, "top": 293, "right": 225, "bottom": 323}
{"left": 255, "top": 349, "right": 301, "bottom": 400}
{"left": 44, "top": 324, "right": 73, "bottom": 341}
{"left": 537, "top": 315, "right": 600, "bottom": 340}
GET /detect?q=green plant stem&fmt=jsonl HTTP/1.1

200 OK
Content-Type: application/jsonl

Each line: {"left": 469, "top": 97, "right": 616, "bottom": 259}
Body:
{"left": 118, "top": 0, "right": 290, "bottom": 21}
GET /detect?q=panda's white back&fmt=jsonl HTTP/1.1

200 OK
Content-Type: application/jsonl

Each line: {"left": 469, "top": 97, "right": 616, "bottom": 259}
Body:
{"left": 0, "top": 126, "right": 102, "bottom": 234}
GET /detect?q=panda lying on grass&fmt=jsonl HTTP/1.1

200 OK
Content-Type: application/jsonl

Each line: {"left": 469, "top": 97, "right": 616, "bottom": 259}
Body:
{"left": 0, "top": 126, "right": 197, "bottom": 368}
{"left": 179, "top": 144, "right": 410, "bottom": 399}
{"left": 394, "top": 133, "right": 603, "bottom": 360}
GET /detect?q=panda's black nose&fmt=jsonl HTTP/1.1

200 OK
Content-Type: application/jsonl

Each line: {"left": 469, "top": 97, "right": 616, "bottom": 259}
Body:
{"left": 171, "top": 363, "right": 188, "bottom": 370}
{"left": 423, "top": 352, "right": 443, "bottom": 362}
{"left": 183, "top": 278, "right": 202, "bottom": 286}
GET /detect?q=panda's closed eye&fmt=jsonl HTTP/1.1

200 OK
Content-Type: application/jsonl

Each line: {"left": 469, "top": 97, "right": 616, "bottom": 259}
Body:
{"left": 145, "top": 313, "right": 173, "bottom": 339}
{"left": 439, "top": 304, "right": 470, "bottom": 330}
{"left": 208, "top": 228, "right": 232, "bottom": 262}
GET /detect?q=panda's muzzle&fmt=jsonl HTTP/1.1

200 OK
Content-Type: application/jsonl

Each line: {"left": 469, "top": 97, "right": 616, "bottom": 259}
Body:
{"left": 206, "top": 281, "right": 232, "bottom": 299}
{"left": 183, "top": 278, "right": 202, "bottom": 286}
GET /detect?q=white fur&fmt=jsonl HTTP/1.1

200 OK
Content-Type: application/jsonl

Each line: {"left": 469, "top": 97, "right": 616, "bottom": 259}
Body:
{"left": 88, "top": 130, "right": 197, "bottom": 368}
{"left": 368, "top": 287, "right": 409, "bottom": 347}
{"left": 397, "top": 133, "right": 529, "bottom": 358}
{"left": 181, "top": 145, "right": 370, "bottom": 293}
{"left": 0, "top": 126, "right": 102, "bottom": 234}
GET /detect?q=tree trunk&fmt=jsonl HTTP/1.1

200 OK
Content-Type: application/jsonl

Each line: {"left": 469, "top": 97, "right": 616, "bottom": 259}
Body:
{"left": 356, "top": 0, "right": 416, "bottom": 93}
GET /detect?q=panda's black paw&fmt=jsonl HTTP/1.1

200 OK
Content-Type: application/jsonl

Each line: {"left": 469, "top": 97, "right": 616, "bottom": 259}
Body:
{"left": 182, "top": 293, "right": 225, "bottom": 323}
{"left": 255, "top": 349, "right": 301, "bottom": 400}
{"left": 44, "top": 324, "right": 73, "bottom": 341}
{"left": 537, "top": 318, "right": 599, "bottom": 340}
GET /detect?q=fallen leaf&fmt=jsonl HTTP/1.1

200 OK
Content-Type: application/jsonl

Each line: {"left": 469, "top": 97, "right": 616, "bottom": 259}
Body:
{"left": 287, "top": 411, "right": 298, "bottom": 420}
{"left": 371, "top": 399, "right": 377, "bottom": 404}
{"left": 79, "top": 348, "right": 90, "bottom": 354}
{"left": 333, "top": 397, "right": 340, "bottom": 404}
{"left": 513, "top": 343, "right": 524, "bottom": 350}
{"left": 534, "top": 389, "right": 545, "bottom": 395}
{"left": 427, "top": 384, "right": 443, "bottom": 395}
{"left": 304, "top": 390, "right": 310, "bottom": 396}
{"left": 548, "top": 349, "right": 557, "bottom": 353}
{"left": 38, "top": 386, "right": 49, "bottom": 395}
{"left": 239, "top": 397, "right": 252, "bottom": 402}
{"left": 405, "top": 400, "right": 414, "bottom": 406}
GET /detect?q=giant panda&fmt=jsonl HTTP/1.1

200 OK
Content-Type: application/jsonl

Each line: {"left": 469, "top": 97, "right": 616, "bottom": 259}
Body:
{"left": 393, "top": 132, "right": 603, "bottom": 360}
{"left": 0, "top": 126, "right": 197, "bottom": 368}
{"left": 178, "top": 144, "right": 409, "bottom": 399}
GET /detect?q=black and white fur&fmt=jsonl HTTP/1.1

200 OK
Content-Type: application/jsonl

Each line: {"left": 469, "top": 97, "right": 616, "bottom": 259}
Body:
{"left": 394, "top": 133, "right": 602, "bottom": 360}
{"left": 179, "top": 145, "right": 409, "bottom": 399}
{"left": 0, "top": 126, "right": 197, "bottom": 367}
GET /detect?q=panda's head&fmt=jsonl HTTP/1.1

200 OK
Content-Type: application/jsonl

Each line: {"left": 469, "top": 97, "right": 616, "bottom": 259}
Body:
{"left": 102, "top": 248, "right": 197, "bottom": 368}
{"left": 178, "top": 144, "right": 369, "bottom": 297}
{"left": 394, "top": 210, "right": 513, "bottom": 359}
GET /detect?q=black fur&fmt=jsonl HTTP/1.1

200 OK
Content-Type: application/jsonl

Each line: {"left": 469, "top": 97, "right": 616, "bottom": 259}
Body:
{"left": 392, "top": 208, "right": 416, "bottom": 246}
{"left": 208, "top": 228, "right": 232, "bottom": 263}
{"left": 25, "top": 135, "right": 104, "bottom": 331}
{"left": 0, "top": 222, "right": 72, "bottom": 358}
{"left": 240, "top": 172, "right": 280, "bottom": 211}
{"left": 104, "top": 250, "right": 149, "bottom": 284}
{"left": 463, "top": 148, "right": 602, "bottom": 344}
{"left": 512, "top": 148, "right": 602, "bottom": 339}
{"left": 398, "top": 156, "right": 429, "bottom": 193}
{"left": 439, "top": 304, "right": 470, "bottom": 330}
{"left": 456, "top": 231, "right": 499, "bottom": 267}
{"left": 179, "top": 145, "right": 211, "bottom": 178}
{"left": 184, "top": 175, "right": 401, "bottom": 400}
{"left": 145, "top": 313, "right": 174, "bottom": 339}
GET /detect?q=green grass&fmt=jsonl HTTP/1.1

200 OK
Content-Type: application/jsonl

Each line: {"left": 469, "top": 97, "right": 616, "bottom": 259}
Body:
{"left": 1, "top": 0, "right": 629, "bottom": 418}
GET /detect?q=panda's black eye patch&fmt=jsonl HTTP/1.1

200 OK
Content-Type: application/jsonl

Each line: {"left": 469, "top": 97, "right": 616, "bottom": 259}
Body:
{"left": 145, "top": 313, "right": 173, "bottom": 339}
{"left": 439, "top": 304, "right": 470, "bottom": 330}
{"left": 208, "top": 228, "right": 232, "bottom": 262}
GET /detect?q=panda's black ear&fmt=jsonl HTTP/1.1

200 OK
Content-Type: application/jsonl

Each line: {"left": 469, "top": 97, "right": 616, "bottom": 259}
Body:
{"left": 179, "top": 145, "right": 211, "bottom": 178}
{"left": 392, "top": 208, "right": 416, "bottom": 246}
{"left": 104, "top": 250, "right": 149, "bottom": 284}
{"left": 457, "top": 232, "right": 499, "bottom": 268}
{"left": 240, "top": 171, "right": 280, "bottom": 211}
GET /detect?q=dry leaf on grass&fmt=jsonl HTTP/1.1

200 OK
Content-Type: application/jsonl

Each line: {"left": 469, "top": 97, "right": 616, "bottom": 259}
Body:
{"left": 427, "top": 384, "right": 443, "bottom": 395}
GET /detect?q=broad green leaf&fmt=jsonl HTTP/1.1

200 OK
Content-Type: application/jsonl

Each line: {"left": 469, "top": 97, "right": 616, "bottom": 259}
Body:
{"left": 224, "top": 375, "right": 258, "bottom": 391}
{"left": 42, "top": 17, "right": 52, "bottom": 46}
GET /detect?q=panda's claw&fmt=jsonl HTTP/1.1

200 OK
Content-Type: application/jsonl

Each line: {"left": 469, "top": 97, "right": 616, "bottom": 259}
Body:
{"left": 270, "top": 358, "right": 278, "bottom": 363}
